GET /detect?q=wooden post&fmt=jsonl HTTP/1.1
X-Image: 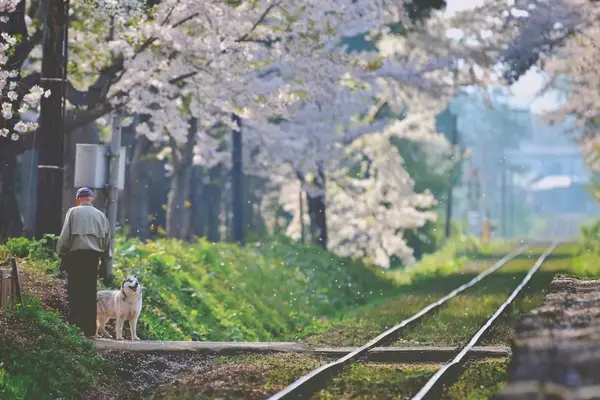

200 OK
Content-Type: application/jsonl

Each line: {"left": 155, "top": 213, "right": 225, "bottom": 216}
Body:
{"left": 10, "top": 258, "right": 22, "bottom": 304}
{"left": 0, "top": 268, "right": 11, "bottom": 309}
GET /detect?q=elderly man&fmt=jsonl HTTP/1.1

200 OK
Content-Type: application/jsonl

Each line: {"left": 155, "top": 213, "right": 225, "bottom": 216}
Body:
{"left": 57, "top": 187, "right": 111, "bottom": 337}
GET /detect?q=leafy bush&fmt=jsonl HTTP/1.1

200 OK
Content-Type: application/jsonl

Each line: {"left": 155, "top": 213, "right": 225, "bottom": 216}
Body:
{"left": 4, "top": 237, "right": 31, "bottom": 258}
{"left": 5, "top": 235, "right": 58, "bottom": 261}
{"left": 4, "top": 235, "right": 59, "bottom": 275}
{"left": 579, "top": 219, "right": 600, "bottom": 254}
{"left": 110, "top": 236, "right": 398, "bottom": 341}
{"left": 0, "top": 298, "right": 109, "bottom": 400}
{"left": 569, "top": 220, "right": 600, "bottom": 277}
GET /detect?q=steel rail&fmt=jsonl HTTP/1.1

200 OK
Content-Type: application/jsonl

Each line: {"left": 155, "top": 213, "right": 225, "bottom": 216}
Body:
{"left": 411, "top": 241, "right": 559, "bottom": 400}
{"left": 267, "top": 245, "right": 530, "bottom": 400}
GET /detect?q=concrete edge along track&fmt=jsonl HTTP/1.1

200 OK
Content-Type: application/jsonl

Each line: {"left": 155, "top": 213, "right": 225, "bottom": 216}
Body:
{"left": 266, "top": 243, "right": 543, "bottom": 400}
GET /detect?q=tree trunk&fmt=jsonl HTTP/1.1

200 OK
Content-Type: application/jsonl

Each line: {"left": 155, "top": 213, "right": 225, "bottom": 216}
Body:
{"left": 118, "top": 116, "right": 140, "bottom": 228}
{"left": 307, "top": 168, "right": 328, "bottom": 249}
{"left": 19, "top": 149, "right": 38, "bottom": 237}
{"left": 231, "top": 116, "right": 244, "bottom": 244}
{"left": 189, "top": 165, "right": 205, "bottom": 239}
{"left": 204, "top": 164, "right": 223, "bottom": 243}
{"left": 0, "top": 153, "right": 23, "bottom": 242}
{"left": 243, "top": 175, "right": 267, "bottom": 240}
{"left": 128, "top": 135, "right": 153, "bottom": 240}
{"left": 166, "top": 166, "right": 193, "bottom": 239}
{"left": 299, "top": 187, "right": 305, "bottom": 244}
{"left": 166, "top": 118, "right": 197, "bottom": 239}
{"left": 146, "top": 160, "right": 169, "bottom": 238}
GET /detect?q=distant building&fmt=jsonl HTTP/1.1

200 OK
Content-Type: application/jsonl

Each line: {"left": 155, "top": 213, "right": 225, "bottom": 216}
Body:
{"left": 506, "top": 145, "right": 598, "bottom": 216}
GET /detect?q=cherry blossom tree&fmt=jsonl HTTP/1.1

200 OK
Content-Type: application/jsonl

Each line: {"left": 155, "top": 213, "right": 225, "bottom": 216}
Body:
{"left": 243, "top": 78, "right": 455, "bottom": 266}
{"left": 1, "top": 34, "right": 47, "bottom": 141}
{"left": 1, "top": 0, "right": 53, "bottom": 238}
{"left": 431, "top": 0, "right": 599, "bottom": 167}
{"left": 2, "top": 0, "right": 461, "bottom": 258}
{"left": 108, "top": 0, "right": 462, "bottom": 241}
{"left": 0, "top": 0, "right": 19, "bottom": 13}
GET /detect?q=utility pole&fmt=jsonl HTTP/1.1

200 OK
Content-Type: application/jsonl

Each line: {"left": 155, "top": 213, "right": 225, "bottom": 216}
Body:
{"left": 507, "top": 169, "right": 513, "bottom": 238}
{"left": 444, "top": 112, "right": 458, "bottom": 238}
{"left": 231, "top": 114, "right": 244, "bottom": 244}
{"left": 500, "top": 161, "right": 506, "bottom": 237}
{"left": 105, "top": 111, "right": 121, "bottom": 279}
{"left": 36, "top": 0, "right": 69, "bottom": 238}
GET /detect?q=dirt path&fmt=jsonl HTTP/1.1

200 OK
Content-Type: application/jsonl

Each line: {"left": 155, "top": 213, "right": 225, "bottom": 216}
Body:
{"left": 496, "top": 277, "right": 600, "bottom": 399}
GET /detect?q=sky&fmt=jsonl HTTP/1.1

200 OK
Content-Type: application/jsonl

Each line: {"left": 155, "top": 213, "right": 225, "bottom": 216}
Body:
{"left": 444, "top": 0, "right": 486, "bottom": 16}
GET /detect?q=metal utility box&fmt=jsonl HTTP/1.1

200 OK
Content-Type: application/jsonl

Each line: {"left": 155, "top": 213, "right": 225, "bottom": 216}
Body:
{"left": 74, "top": 144, "right": 126, "bottom": 190}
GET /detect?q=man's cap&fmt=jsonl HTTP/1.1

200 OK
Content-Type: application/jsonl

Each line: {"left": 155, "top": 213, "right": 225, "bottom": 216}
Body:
{"left": 76, "top": 187, "right": 94, "bottom": 199}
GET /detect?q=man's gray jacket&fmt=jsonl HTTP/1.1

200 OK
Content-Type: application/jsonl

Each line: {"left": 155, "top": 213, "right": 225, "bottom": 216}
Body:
{"left": 56, "top": 204, "right": 112, "bottom": 263}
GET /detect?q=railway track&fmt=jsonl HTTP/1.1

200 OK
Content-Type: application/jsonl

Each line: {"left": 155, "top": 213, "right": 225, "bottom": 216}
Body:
{"left": 267, "top": 242, "right": 560, "bottom": 400}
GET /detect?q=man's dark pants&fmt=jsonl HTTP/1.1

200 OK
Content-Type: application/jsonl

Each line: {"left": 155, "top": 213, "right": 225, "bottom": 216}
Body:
{"left": 63, "top": 250, "right": 100, "bottom": 336}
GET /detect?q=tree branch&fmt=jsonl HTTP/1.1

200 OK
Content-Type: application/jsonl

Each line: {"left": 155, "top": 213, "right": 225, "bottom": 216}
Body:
{"left": 63, "top": 3, "right": 281, "bottom": 133}
{"left": 65, "top": 100, "right": 117, "bottom": 133}
{"left": 236, "top": 1, "right": 280, "bottom": 43}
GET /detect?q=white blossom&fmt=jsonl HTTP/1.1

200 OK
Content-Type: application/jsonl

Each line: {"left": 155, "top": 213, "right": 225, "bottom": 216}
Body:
{"left": 0, "top": 26, "right": 47, "bottom": 139}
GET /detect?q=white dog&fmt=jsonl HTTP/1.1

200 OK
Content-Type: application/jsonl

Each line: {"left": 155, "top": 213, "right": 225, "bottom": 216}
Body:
{"left": 96, "top": 277, "right": 143, "bottom": 341}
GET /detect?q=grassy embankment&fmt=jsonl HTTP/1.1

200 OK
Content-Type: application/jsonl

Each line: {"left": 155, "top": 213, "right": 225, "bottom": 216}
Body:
{"left": 2, "top": 235, "right": 580, "bottom": 399}
{"left": 148, "top": 242, "right": 582, "bottom": 399}
{"left": 0, "top": 233, "right": 497, "bottom": 399}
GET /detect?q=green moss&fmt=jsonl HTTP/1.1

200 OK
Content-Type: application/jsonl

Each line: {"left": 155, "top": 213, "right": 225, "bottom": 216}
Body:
{"left": 443, "top": 359, "right": 509, "bottom": 399}
{"left": 315, "top": 363, "right": 438, "bottom": 399}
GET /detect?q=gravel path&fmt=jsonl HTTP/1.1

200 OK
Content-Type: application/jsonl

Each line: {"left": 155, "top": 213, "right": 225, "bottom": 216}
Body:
{"left": 496, "top": 277, "right": 600, "bottom": 399}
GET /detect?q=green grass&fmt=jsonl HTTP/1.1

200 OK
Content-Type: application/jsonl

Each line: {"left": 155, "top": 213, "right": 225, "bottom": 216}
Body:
{"left": 132, "top": 240, "right": 581, "bottom": 400}
{"left": 1, "top": 235, "right": 405, "bottom": 342}
{"left": 145, "top": 353, "right": 327, "bottom": 399}
{"left": 147, "top": 354, "right": 507, "bottom": 400}
{"left": 92, "top": 236, "right": 400, "bottom": 341}
{"left": 0, "top": 297, "right": 110, "bottom": 400}
{"left": 146, "top": 353, "right": 439, "bottom": 400}
{"left": 1, "top": 233, "right": 519, "bottom": 344}
{"left": 300, "top": 246, "right": 573, "bottom": 347}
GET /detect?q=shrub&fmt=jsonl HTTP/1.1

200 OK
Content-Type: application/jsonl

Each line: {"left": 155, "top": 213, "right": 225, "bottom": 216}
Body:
{"left": 4, "top": 237, "right": 31, "bottom": 258}
{"left": 5, "top": 235, "right": 58, "bottom": 261}
{"left": 4, "top": 235, "right": 59, "bottom": 275}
